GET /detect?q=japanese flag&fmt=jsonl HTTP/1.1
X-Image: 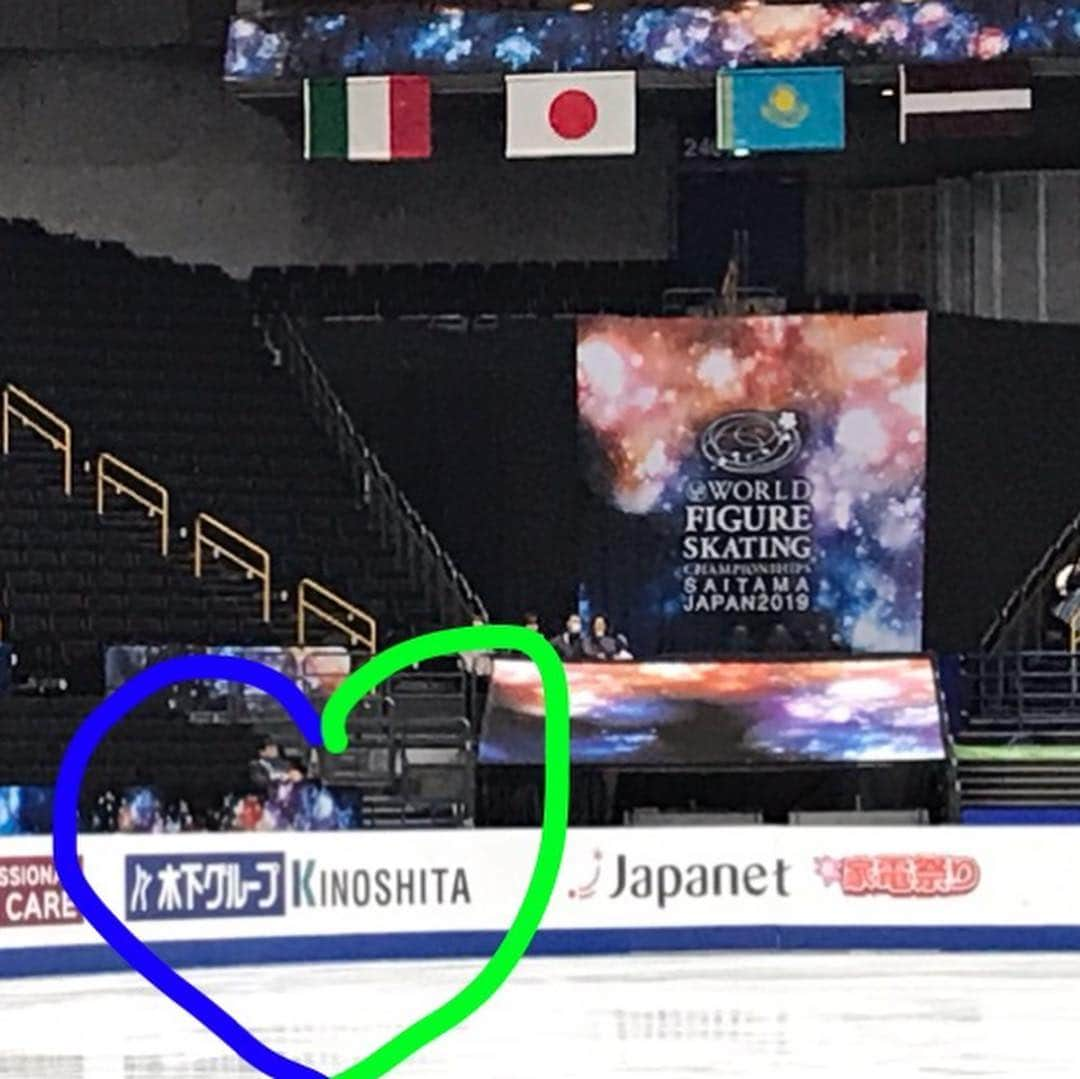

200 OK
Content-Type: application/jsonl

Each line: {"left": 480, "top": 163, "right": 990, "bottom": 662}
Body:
{"left": 505, "top": 71, "right": 636, "bottom": 159}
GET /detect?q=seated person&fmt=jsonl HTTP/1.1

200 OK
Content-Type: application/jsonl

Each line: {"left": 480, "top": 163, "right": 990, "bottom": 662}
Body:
{"left": 549, "top": 613, "right": 586, "bottom": 661}
{"left": 583, "top": 614, "right": 633, "bottom": 661}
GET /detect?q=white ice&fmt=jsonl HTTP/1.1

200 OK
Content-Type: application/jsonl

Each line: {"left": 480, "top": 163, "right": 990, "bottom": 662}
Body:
{"left": 0, "top": 952, "right": 1075, "bottom": 1077}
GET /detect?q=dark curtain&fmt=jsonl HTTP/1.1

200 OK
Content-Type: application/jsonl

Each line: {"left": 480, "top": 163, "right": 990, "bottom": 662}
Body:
{"left": 309, "top": 314, "right": 1080, "bottom": 656}
{"left": 924, "top": 315, "right": 1080, "bottom": 652}
{"left": 310, "top": 320, "right": 579, "bottom": 634}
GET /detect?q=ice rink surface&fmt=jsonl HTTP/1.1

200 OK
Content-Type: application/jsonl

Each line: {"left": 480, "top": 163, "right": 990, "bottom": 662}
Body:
{"left": 0, "top": 951, "right": 1075, "bottom": 1077}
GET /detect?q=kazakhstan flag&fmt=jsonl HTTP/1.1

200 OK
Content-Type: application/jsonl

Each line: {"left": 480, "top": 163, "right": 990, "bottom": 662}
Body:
{"left": 717, "top": 67, "right": 845, "bottom": 153}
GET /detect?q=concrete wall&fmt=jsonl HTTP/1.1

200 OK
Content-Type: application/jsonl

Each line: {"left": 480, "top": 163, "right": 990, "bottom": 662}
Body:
{"left": 807, "top": 170, "right": 1080, "bottom": 324}
{"left": 0, "top": 0, "right": 191, "bottom": 48}
{"left": 0, "top": 52, "right": 674, "bottom": 276}
{"left": 805, "top": 184, "right": 937, "bottom": 306}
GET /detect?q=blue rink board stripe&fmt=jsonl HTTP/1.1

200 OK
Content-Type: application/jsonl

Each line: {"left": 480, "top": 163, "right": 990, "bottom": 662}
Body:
{"left": 7, "top": 925, "right": 1080, "bottom": 978}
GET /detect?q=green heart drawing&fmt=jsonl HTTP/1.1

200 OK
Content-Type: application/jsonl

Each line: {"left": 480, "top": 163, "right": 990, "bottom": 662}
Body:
{"left": 321, "top": 624, "right": 570, "bottom": 1079}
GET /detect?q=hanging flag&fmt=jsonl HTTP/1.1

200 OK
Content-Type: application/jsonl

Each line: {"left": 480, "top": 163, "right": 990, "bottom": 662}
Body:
{"left": 898, "top": 63, "right": 1032, "bottom": 143}
{"left": 304, "top": 76, "right": 431, "bottom": 161}
{"left": 505, "top": 71, "right": 635, "bottom": 159}
{"left": 716, "top": 67, "right": 845, "bottom": 153}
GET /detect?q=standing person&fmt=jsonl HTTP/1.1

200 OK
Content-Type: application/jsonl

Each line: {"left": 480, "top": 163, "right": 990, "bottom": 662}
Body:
{"left": 549, "top": 613, "right": 586, "bottom": 661}
{"left": 249, "top": 735, "right": 288, "bottom": 794}
{"left": 0, "top": 614, "right": 16, "bottom": 697}
{"left": 459, "top": 615, "right": 494, "bottom": 677}
{"left": 583, "top": 614, "right": 633, "bottom": 661}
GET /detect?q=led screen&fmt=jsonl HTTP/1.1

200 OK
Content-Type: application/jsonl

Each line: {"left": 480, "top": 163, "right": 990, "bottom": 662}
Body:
{"left": 479, "top": 656, "right": 945, "bottom": 766}
{"left": 227, "top": 4, "right": 1075, "bottom": 80}
{"left": 104, "top": 644, "right": 352, "bottom": 722}
{"left": 0, "top": 786, "right": 55, "bottom": 836}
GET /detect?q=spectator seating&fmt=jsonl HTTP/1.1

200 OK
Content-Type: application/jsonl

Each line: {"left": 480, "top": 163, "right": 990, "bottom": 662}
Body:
{"left": 0, "top": 219, "right": 445, "bottom": 691}
{"left": 0, "top": 219, "right": 480, "bottom": 824}
{"left": 0, "top": 692, "right": 256, "bottom": 816}
{"left": 250, "top": 259, "right": 926, "bottom": 321}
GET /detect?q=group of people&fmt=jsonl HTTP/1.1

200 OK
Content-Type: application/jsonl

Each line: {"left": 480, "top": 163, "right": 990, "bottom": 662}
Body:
{"left": 460, "top": 611, "right": 633, "bottom": 675}
{"left": 544, "top": 612, "right": 633, "bottom": 662}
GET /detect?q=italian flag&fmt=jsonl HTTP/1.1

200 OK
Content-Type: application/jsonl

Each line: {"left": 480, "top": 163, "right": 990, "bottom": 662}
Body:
{"left": 304, "top": 76, "right": 431, "bottom": 161}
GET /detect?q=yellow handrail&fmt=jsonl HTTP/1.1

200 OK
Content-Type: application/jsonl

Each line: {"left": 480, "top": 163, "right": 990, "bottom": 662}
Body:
{"left": 297, "top": 577, "right": 376, "bottom": 651}
{"left": 97, "top": 453, "right": 169, "bottom": 557}
{"left": 2, "top": 383, "right": 72, "bottom": 495}
{"left": 194, "top": 512, "right": 271, "bottom": 623}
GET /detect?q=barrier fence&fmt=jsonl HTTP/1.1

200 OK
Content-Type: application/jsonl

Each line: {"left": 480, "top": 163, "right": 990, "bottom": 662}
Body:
{"left": 3, "top": 825, "right": 1080, "bottom": 977}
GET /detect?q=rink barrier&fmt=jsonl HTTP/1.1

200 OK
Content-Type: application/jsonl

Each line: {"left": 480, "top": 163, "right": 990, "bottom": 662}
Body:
{"left": 13, "top": 925, "right": 1080, "bottom": 978}
{"left": 4, "top": 826, "right": 1080, "bottom": 977}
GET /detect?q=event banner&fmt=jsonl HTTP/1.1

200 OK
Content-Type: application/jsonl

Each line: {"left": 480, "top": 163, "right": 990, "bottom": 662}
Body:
{"left": 478, "top": 656, "right": 944, "bottom": 766}
{"left": 577, "top": 313, "right": 927, "bottom": 656}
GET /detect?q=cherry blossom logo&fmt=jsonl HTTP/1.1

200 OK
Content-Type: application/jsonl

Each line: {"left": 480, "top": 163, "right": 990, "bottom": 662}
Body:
{"left": 815, "top": 854, "right": 980, "bottom": 898}
{"left": 567, "top": 849, "right": 604, "bottom": 900}
{"left": 699, "top": 410, "right": 803, "bottom": 475}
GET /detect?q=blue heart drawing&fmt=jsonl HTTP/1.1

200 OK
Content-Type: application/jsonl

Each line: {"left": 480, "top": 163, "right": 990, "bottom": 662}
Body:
{"left": 52, "top": 654, "right": 328, "bottom": 1079}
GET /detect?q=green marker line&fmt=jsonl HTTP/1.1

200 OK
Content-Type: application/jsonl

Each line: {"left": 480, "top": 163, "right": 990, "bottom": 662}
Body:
{"left": 320, "top": 625, "right": 571, "bottom": 1079}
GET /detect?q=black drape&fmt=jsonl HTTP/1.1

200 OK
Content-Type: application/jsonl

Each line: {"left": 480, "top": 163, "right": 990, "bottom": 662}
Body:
{"left": 310, "top": 315, "right": 1080, "bottom": 655}
{"left": 924, "top": 315, "right": 1080, "bottom": 652}
{"left": 310, "top": 320, "right": 579, "bottom": 634}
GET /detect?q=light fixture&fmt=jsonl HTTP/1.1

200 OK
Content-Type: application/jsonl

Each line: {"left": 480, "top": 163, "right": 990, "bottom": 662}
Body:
{"left": 733, "top": 147, "right": 751, "bottom": 158}
{"left": 569, "top": 1, "right": 595, "bottom": 10}
{"left": 881, "top": 87, "right": 896, "bottom": 97}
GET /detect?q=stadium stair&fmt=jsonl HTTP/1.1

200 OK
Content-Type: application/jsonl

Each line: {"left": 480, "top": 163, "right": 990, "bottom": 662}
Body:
{"left": 954, "top": 650, "right": 1080, "bottom": 807}
{"left": 955, "top": 752, "right": 1080, "bottom": 807}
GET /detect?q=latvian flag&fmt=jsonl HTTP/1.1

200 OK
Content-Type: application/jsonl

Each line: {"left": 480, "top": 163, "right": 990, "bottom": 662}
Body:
{"left": 898, "top": 62, "right": 1032, "bottom": 143}
{"left": 304, "top": 76, "right": 431, "bottom": 161}
{"left": 505, "top": 71, "right": 636, "bottom": 158}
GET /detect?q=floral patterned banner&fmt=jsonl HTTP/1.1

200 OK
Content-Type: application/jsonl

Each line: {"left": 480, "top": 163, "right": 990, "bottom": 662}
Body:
{"left": 577, "top": 312, "right": 927, "bottom": 655}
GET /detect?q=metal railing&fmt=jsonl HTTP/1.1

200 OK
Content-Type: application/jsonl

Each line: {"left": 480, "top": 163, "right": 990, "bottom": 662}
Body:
{"left": 259, "top": 312, "right": 487, "bottom": 627}
{"left": 97, "top": 452, "right": 170, "bottom": 557}
{"left": 194, "top": 512, "right": 271, "bottom": 623}
{"left": 297, "top": 577, "right": 376, "bottom": 651}
{"left": 2, "top": 383, "right": 72, "bottom": 495}
{"left": 962, "top": 651, "right": 1080, "bottom": 724}
{"left": 0, "top": 381, "right": 403, "bottom": 643}
{"left": 981, "top": 508, "right": 1080, "bottom": 653}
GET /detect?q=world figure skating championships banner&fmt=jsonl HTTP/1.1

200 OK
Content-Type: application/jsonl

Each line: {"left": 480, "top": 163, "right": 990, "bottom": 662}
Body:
{"left": 577, "top": 313, "right": 927, "bottom": 655}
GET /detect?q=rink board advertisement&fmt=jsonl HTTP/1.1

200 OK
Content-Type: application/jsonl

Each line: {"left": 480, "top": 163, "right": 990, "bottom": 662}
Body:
{"left": 478, "top": 655, "right": 946, "bottom": 766}
{"left": 577, "top": 313, "right": 927, "bottom": 657}
{"left": 3, "top": 826, "right": 1080, "bottom": 975}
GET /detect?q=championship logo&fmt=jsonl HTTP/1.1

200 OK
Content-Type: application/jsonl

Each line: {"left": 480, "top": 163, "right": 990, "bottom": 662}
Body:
{"left": 699, "top": 410, "right": 803, "bottom": 475}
